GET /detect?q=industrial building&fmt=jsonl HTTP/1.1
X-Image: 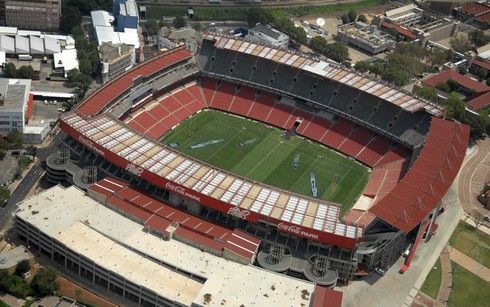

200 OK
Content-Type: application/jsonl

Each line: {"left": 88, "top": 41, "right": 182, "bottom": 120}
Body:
{"left": 0, "top": 26, "right": 78, "bottom": 74}
{"left": 337, "top": 22, "right": 396, "bottom": 55}
{"left": 99, "top": 42, "right": 135, "bottom": 84}
{"left": 373, "top": 4, "right": 460, "bottom": 46}
{"left": 5, "top": 0, "right": 61, "bottom": 32}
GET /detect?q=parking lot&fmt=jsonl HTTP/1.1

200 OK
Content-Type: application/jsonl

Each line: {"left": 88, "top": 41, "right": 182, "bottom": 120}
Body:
{"left": 29, "top": 99, "right": 62, "bottom": 124}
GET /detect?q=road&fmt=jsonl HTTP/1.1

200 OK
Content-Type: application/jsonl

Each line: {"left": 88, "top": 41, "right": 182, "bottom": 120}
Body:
{"left": 0, "top": 131, "right": 65, "bottom": 230}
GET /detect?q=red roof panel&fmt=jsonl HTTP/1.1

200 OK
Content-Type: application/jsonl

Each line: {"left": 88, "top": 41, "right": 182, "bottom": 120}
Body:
{"left": 369, "top": 117, "right": 469, "bottom": 232}
{"left": 77, "top": 48, "right": 192, "bottom": 116}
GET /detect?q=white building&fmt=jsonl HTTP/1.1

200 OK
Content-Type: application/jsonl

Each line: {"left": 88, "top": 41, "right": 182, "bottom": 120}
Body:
{"left": 247, "top": 24, "right": 289, "bottom": 48}
{"left": 0, "top": 78, "right": 31, "bottom": 135}
{"left": 91, "top": 4, "right": 140, "bottom": 49}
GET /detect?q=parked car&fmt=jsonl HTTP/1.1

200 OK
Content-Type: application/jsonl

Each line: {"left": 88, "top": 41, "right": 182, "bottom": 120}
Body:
{"left": 374, "top": 267, "right": 386, "bottom": 275}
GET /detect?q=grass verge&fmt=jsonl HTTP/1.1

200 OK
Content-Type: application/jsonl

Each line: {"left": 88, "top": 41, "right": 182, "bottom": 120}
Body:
{"left": 448, "top": 262, "right": 490, "bottom": 307}
{"left": 146, "top": 0, "right": 384, "bottom": 20}
{"left": 420, "top": 258, "right": 442, "bottom": 299}
{"left": 449, "top": 221, "right": 490, "bottom": 268}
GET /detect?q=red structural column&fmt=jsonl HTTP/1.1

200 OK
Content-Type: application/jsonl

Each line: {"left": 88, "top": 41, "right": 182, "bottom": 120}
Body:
{"left": 399, "top": 219, "right": 431, "bottom": 273}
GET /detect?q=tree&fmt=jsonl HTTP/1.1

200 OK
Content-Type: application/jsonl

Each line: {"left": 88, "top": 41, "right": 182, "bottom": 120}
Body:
{"left": 17, "top": 65, "right": 35, "bottom": 79}
{"left": 60, "top": 6, "right": 82, "bottom": 34}
{"left": 383, "top": 65, "right": 410, "bottom": 86}
{"left": 450, "top": 34, "right": 472, "bottom": 53}
{"left": 30, "top": 268, "right": 58, "bottom": 296}
{"left": 173, "top": 16, "right": 187, "bottom": 29}
{"left": 246, "top": 7, "right": 270, "bottom": 27}
{"left": 14, "top": 260, "right": 30, "bottom": 277}
{"left": 145, "top": 19, "right": 160, "bottom": 36}
{"left": 0, "top": 270, "right": 30, "bottom": 298}
{"left": 468, "top": 29, "right": 490, "bottom": 48}
{"left": 475, "top": 67, "right": 488, "bottom": 80}
{"left": 79, "top": 58, "right": 92, "bottom": 76}
{"left": 0, "top": 187, "right": 10, "bottom": 204}
{"left": 458, "top": 66, "right": 468, "bottom": 75}
{"left": 348, "top": 9, "right": 357, "bottom": 23}
{"left": 66, "top": 69, "right": 80, "bottom": 83}
{"left": 7, "top": 131, "right": 23, "bottom": 149}
{"left": 429, "top": 49, "right": 448, "bottom": 67}
{"left": 24, "top": 145, "right": 37, "bottom": 158}
{"left": 341, "top": 14, "right": 350, "bottom": 25}
{"left": 354, "top": 60, "right": 370, "bottom": 73}
{"left": 325, "top": 42, "right": 350, "bottom": 63}
{"left": 414, "top": 86, "right": 439, "bottom": 102}
{"left": 444, "top": 93, "right": 466, "bottom": 121}
{"left": 357, "top": 14, "right": 367, "bottom": 23}
{"left": 4, "top": 63, "right": 17, "bottom": 78}
{"left": 309, "top": 36, "right": 329, "bottom": 54}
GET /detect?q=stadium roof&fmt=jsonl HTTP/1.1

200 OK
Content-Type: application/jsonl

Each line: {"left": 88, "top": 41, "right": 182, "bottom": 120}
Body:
{"left": 203, "top": 34, "right": 442, "bottom": 116}
{"left": 76, "top": 47, "right": 193, "bottom": 116}
{"left": 17, "top": 185, "right": 318, "bottom": 307}
{"left": 60, "top": 112, "right": 363, "bottom": 247}
{"left": 369, "top": 117, "right": 469, "bottom": 232}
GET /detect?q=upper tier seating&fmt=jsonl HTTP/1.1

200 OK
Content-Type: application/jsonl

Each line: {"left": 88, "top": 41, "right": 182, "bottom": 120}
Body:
{"left": 198, "top": 41, "right": 431, "bottom": 148}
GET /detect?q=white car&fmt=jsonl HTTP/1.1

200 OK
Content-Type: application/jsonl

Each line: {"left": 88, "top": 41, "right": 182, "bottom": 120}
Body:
{"left": 374, "top": 267, "right": 386, "bottom": 275}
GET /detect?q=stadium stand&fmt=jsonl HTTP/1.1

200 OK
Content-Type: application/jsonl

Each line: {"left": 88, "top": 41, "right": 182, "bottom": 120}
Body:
{"left": 199, "top": 77, "right": 409, "bottom": 168}
{"left": 199, "top": 37, "right": 435, "bottom": 148}
{"left": 78, "top": 47, "right": 193, "bottom": 117}
{"left": 369, "top": 118, "right": 469, "bottom": 232}
{"left": 127, "top": 83, "right": 207, "bottom": 139}
{"left": 89, "top": 177, "right": 261, "bottom": 264}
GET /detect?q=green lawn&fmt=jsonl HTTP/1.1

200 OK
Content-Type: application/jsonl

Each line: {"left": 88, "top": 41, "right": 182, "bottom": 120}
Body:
{"left": 162, "top": 109, "right": 369, "bottom": 215}
{"left": 145, "top": 0, "right": 384, "bottom": 20}
{"left": 449, "top": 222, "right": 490, "bottom": 268}
{"left": 448, "top": 262, "right": 490, "bottom": 307}
{"left": 421, "top": 258, "right": 442, "bottom": 299}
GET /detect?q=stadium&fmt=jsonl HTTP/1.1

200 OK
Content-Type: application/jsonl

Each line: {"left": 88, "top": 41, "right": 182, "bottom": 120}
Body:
{"left": 41, "top": 33, "right": 469, "bottom": 293}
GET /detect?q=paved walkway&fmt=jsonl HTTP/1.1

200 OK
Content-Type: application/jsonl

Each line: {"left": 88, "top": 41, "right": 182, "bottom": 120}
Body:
{"left": 436, "top": 246, "right": 452, "bottom": 304}
{"left": 458, "top": 139, "right": 490, "bottom": 217}
{"left": 449, "top": 246, "right": 490, "bottom": 282}
{"left": 461, "top": 213, "right": 490, "bottom": 235}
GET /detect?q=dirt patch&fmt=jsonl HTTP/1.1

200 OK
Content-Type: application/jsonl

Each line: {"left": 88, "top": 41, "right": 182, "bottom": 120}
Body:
{"left": 55, "top": 276, "right": 117, "bottom": 307}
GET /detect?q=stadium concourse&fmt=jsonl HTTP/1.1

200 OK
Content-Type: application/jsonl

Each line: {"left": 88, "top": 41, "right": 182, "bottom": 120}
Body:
{"left": 25, "top": 34, "right": 469, "bottom": 306}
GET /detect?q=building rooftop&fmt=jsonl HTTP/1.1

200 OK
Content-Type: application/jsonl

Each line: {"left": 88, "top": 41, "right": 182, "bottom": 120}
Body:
{"left": 99, "top": 42, "right": 133, "bottom": 62}
{"left": 421, "top": 69, "right": 490, "bottom": 93}
{"left": 251, "top": 24, "right": 286, "bottom": 40}
{"left": 16, "top": 185, "right": 317, "bottom": 307}
{"left": 338, "top": 22, "right": 396, "bottom": 48}
{"left": 459, "top": 2, "right": 490, "bottom": 17}
{"left": 53, "top": 48, "right": 79, "bottom": 72}
{"left": 0, "top": 78, "right": 31, "bottom": 112}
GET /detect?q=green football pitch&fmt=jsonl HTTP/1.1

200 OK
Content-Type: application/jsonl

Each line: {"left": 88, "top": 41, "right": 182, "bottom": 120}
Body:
{"left": 161, "top": 109, "right": 370, "bottom": 215}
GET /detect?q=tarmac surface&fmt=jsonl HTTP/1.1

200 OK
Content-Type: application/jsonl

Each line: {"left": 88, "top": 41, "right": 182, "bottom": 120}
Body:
{"left": 0, "top": 131, "right": 64, "bottom": 230}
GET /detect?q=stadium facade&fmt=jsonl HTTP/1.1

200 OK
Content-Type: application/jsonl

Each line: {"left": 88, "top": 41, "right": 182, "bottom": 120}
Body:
{"left": 38, "top": 34, "right": 469, "bottom": 291}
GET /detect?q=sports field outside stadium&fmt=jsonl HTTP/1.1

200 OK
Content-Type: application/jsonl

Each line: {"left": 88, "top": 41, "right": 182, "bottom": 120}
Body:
{"left": 162, "top": 109, "right": 370, "bottom": 215}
